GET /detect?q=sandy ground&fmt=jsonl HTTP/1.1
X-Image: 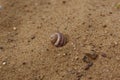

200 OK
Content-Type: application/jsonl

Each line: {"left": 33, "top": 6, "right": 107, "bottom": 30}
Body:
{"left": 0, "top": 0, "right": 120, "bottom": 80}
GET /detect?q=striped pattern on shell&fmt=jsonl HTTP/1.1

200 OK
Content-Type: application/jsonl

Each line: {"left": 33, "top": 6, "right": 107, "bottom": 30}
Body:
{"left": 50, "top": 32, "right": 66, "bottom": 47}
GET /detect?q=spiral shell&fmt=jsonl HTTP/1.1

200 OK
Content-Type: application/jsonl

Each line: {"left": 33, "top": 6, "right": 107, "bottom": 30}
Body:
{"left": 50, "top": 32, "right": 67, "bottom": 47}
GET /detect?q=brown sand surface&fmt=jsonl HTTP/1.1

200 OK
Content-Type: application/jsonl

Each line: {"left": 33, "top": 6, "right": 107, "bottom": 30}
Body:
{"left": 0, "top": 0, "right": 120, "bottom": 80}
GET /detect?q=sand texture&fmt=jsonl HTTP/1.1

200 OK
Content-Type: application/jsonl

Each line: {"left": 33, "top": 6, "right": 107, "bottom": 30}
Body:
{"left": 0, "top": 0, "right": 120, "bottom": 80}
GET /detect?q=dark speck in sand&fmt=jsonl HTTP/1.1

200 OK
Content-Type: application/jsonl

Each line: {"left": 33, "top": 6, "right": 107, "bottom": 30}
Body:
{"left": 62, "top": 1, "right": 66, "bottom": 4}
{"left": 101, "top": 53, "right": 107, "bottom": 58}
{"left": 0, "top": 47, "right": 3, "bottom": 50}
{"left": 84, "top": 62, "right": 93, "bottom": 70}
{"left": 31, "top": 36, "right": 36, "bottom": 40}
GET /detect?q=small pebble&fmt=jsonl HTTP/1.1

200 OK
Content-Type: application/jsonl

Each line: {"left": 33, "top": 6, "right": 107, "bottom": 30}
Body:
{"left": 0, "top": 5, "right": 2, "bottom": 10}
{"left": 13, "top": 27, "right": 17, "bottom": 30}
{"left": 76, "top": 73, "right": 83, "bottom": 80}
{"left": 62, "top": 1, "right": 66, "bottom": 4}
{"left": 101, "top": 53, "right": 107, "bottom": 57}
{"left": 84, "top": 62, "right": 93, "bottom": 70}
{"left": 85, "top": 52, "right": 98, "bottom": 60}
{"left": 0, "top": 47, "right": 3, "bottom": 50}
{"left": 31, "top": 35, "right": 35, "bottom": 40}
{"left": 114, "top": 41, "right": 118, "bottom": 45}
{"left": 22, "top": 62, "right": 27, "bottom": 65}
{"left": 82, "top": 56, "right": 90, "bottom": 63}
{"left": 0, "top": 47, "right": 3, "bottom": 52}
{"left": 109, "top": 12, "right": 112, "bottom": 14}
{"left": 88, "top": 77, "right": 92, "bottom": 79}
{"left": 46, "top": 48, "right": 49, "bottom": 51}
{"left": 63, "top": 53, "right": 67, "bottom": 56}
{"left": 74, "top": 56, "right": 79, "bottom": 60}
{"left": 103, "top": 25, "right": 107, "bottom": 28}
{"left": 7, "top": 39, "right": 14, "bottom": 43}
{"left": 2, "top": 61, "right": 7, "bottom": 65}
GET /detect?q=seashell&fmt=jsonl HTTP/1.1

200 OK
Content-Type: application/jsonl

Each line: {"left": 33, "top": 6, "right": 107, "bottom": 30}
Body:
{"left": 50, "top": 32, "right": 67, "bottom": 47}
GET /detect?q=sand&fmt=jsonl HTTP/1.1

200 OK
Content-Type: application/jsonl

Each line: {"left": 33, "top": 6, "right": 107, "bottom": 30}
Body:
{"left": 0, "top": 0, "right": 120, "bottom": 80}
